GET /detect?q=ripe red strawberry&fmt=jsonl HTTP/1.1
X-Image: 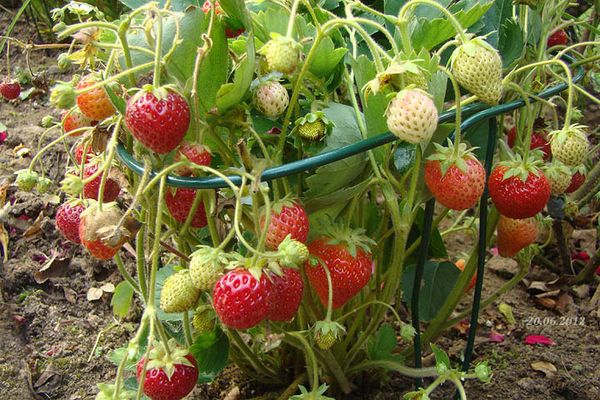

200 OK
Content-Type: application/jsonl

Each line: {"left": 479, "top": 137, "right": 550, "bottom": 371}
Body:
{"left": 454, "top": 259, "right": 476, "bottom": 291}
{"left": 174, "top": 142, "right": 212, "bottom": 176}
{"left": 547, "top": 30, "right": 568, "bottom": 47}
{"left": 488, "top": 163, "right": 551, "bottom": 219}
{"left": 74, "top": 142, "right": 95, "bottom": 164}
{"left": 213, "top": 268, "right": 273, "bottom": 329}
{"left": 385, "top": 88, "right": 438, "bottom": 144}
{"left": 261, "top": 199, "right": 309, "bottom": 250}
{"left": 126, "top": 88, "right": 190, "bottom": 154}
{"left": 62, "top": 108, "right": 93, "bottom": 136}
{"left": 0, "top": 79, "right": 21, "bottom": 100}
{"left": 79, "top": 203, "right": 126, "bottom": 259}
{"left": 201, "top": 0, "right": 245, "bottom": 38}
{"left": 137, "top": 350, "right": 198, "bottom": 400}
{"left": 56, "top": 201, "right": 85, "bottom": 243}
{"left": 424, "top": 143, "right": 485, "bottom": 210}
{"left": 82, "top": 164, "right": 120, "bottom": 202}
{"left": 76, "top": 75, "right": 116, "bottom": 120}
{"left": 305, "top": 229, "right": 375, "bottom": 309}
{"left": 565, "top": 170, "right": 586, "bottom": 193}
{"left": 267, "top": 267, "right": 303, "bottom": 322}
{"left": 165, "top": 188, "right": 207, "bottom": 228}
{"left": 496, "top": 215, "right": 537, "bottom": 257}
{"left": 507, "top": 127, "right": 552, "bottom": 160}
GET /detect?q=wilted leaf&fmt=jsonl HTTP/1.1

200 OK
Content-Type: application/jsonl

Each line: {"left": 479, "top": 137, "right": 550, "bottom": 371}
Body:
{"left": 63, "top": 287, "right": 77, "bottom": 304}
{"left": 531, "top": 361, "right": 557, "bottom": 377}
{"left": 13, "top": 144, "right": 31, "bottom": 157}
{"left": 555, "top": 292, "right": 573, "bottom": 314}
{"left": 498, "top": 303, "right": 515, "bottom": 325}
{"left": 33, "top": 254, "right": 71, "bottom": 284}
{"left": 23, "top": 212, "right": 44, "bottom": 238}
{"left": 534, "top": 297, "right": 556, "bottom": 309}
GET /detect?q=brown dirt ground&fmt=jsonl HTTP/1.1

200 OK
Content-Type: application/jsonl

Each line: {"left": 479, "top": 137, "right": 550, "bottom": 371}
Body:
{"left": 1, "top": 8, "right": 600, "bottom": 400}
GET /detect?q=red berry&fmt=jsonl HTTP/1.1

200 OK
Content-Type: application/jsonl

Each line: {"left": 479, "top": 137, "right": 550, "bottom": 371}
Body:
{"left": 62, "top": 109, "right": 93, "bottom": 136}
{"left": 488, "top": 165, "right": 551, "bottom": 219}
{"left": 82, "top": 164, "right": 120, "bottom": 202}
{"left": 548, "top": 30, "right": 568, "bottom": 47}
{"left": 507, "top": 127, "right": 551, "bottom": 160}
{"left": 454, "top": 259, "right": 476, "bottom": 291}
{"left": 165, "top": 188, "right": 208, "bottom": 228}
{"left": 76, "top": 75, "right": 116, "bottom": 120}
{"left": 496, "top": 215, "right": 538, "bottom": 257}
{"left": 267, "top": 268, "right": 303, "bottom": 322}
{"left": 202, "top": 0, "right": 222, "bottom": 15}
{"left": 0, "top": 79, "right": 21, "bottom": 100}
{"left": 78, "top": 205, "right": 124, "bottom": 259}
{"left": 174, "top": 142, "right": 212, "bottom": 176}
{"left": 262, "top": 201, "right": 309, "bottom": 250}
{"left": 305, "top": 237, "right": 373, "bottom": 309}
{"left": 74, "top": 142, "right": 95, "bottom": 164}
{"left": 56, "top": 202, "right": 85, "bottom": 243}
{"left": 424, "top": 157, "right": 486, "bottom": 210}
{"left": 225, "top": 27, "right": 245, "bottom": 38}
{"left": 213, "top": 268, "right": 272, "bottom": 329}
{"left": 565, "top": 171, "right": 585, "bottom": 193}
{"left": 137, "top": 354, "right": 198, "bottom": 400}
{"left": 125, "top": 89, "right": 190, "bottom": 154}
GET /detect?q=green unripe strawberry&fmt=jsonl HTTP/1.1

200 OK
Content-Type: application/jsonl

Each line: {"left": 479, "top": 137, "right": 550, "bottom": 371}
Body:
{"left": 313, "top": 321, "right": 345, "bottom": 350}
{"left": 254, "top": 81, "right": 289, "bottom": 118}
{"left": 95, "top": 383, "right": 136, "bottom": 400}
{"left": 292, "top": 112, "right": 334, "bottom": 141}
{"left": 548, "top": 124, "right": 589, "bottom": 166}
{"left": 36, "top": 176, "right": 53, "bottom": 194}
{"left": 260, "top": 36, "right": 300, "bottom": 75}
{"left": 385, "top": 88, "right": 438, "bottom": 144}
{"left": 50, "top": 82, "right": 76, "bottom": 109}
{"left": 277, "top": 235, "right": 309, "bottom": 267}
{"left": 189, "top": 246, "right": 228, "bottom": 290}
{"left": 15, "top": 169, "right": 39, "bottom": 191}
{"left": 451, "top": 36, "right": 503, "bottom": 105}
{"left": 160, "top": 270, "right": 200, "bottom": 313}
{"left": 545, "top": 162, "right": 572, "bottom": 195}
{"left": 192, "top": 305, "right": 216, "bottom": 333}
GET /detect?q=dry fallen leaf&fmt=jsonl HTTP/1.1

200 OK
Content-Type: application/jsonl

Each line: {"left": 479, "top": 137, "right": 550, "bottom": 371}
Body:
{"left": 555, "top": 292, "right": 574, "bottom": 314}
{"left": 86, "top": 287, "right": 104, "bottom": 301}
{"left": 531, "top": 361, "right": 557, "bottom": 377}
{"left": 23, "top": 212, "right": 45, "bottom": 238}
{"left": 63, "top": 287, "right": 78, "bottom": 304}
{"left": 100, "top": 282, "right": 115, "bottom": 293}
{"left": 534, "top": 297, "right": 556, "bottom": 309}
{"left": 34, "top": 254, "right": 71, "bottom": 284}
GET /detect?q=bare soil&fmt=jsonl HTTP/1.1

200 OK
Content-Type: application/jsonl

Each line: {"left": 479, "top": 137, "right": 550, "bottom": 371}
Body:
{"left": 1, "top": 9, "right": 599, "bottom": 400}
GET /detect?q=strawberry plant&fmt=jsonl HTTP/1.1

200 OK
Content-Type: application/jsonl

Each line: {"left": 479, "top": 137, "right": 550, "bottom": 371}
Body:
{"left": 6, "top": 0, "right": 600, "bottom": 398}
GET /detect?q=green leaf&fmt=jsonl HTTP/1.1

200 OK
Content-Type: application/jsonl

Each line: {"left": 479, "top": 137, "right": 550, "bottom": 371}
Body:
{"left": 393, "top": 142, "right": 416, "bottom": 174}
{"left": 352, "top": 55, "right": 388, "bottom": 139}
{"left": 411, "top": 1, "right": 495, "bottom": 50}
{"left": 304, "top": 103, "right": 367, "bottom": 199}
{"left": 196, "top": 17, "right": 229, "bottom": 116}
{"left": 111, "top": 281, "right": 134, "bottom": 319}
{"left": 368, "top": 323, "right": 403, "bottom": 361}
{"left": 105, "top": 84, "right": 126, "bottom": 115}
{"left": 463, "top": 119, "right": 490, "bottom": 160}
{"left": 108, "top": 347, "right": 139, "bottom": 371}
{"left": 430, "top": 343, "right": 451, "bottom": 369}
{"left": 428, "top": 71, "right": 448, "bottom": 113}
{"left": 309, "top": 37, "right": 348, "bottom": 79}
{"left": 304, "top": 180, "right": 372, "bottom": 214}
{"left": 480, "top": 0, "right": 513, "bottom": 48}
{"left": 402, "top": 261, "right": 460, "bottom": 322}
{"left": 189, "top": 329, "right": 230, "bottom": 383}
{"left": 407, "top": 207, "right": 447, "bottom": 260}
{"left": 497, "top": 18, "right": 524, "bottom": 68}
{"left": 119, "top": 0, "right": 199, "bottom": 11}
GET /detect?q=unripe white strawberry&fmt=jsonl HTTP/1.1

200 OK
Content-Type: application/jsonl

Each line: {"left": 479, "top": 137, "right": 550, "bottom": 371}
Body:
{"left": 160, "top": 271, "right": 199, "bottom": 313}
{"left": 189, "top": 246, "right": 228, "bottom": 290}
{"left": 385, "top": 89, "right": 438, "bottom": 144}
{"left": 254, "top": 81, "right": 289, "bottom": 118}
{"left": 545, "top": 162, "right": 572, "bottom": 195}
{"left": 260, "top": 36, "right": 300, "bottom": 75}
{"left": 451, "top": 37, "right": 503, "bottom": 105}
{"left": 548, "top": 124, "right": 589, "bottom": 166}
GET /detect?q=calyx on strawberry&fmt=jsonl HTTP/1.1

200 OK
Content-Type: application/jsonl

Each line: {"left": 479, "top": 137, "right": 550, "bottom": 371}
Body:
{"left": 313, "top": 320, "right": 346, "bottom": 350}
{"left": 259, "top": 35, "right": 301, "bottom": 75}
{"left": 365, "top": 59, "right": 428, "bottom": 96}
{"left": 174, "top": 142, "right": 213, "bottom": 176}
{"left": 451, "top": 35, "right": 503, "bottom": 105}
{"left": 0, "top": 79, "right": 21, "bottom": 100}
{"left": 261, "top": 198, "right": 309, "bottom": 250}
{"left": 544, "top": 161, "right": 572, "bottom": 195}
{"left": 79, "top": 202, "right": 130, "bottom": 259}
{"left": 76, "top": 74, "right": 116, "bottom": 120}
{"left": 385, "top": 88, "right": 438, "bottom": 144}
{"left": 125, "top": 86, "right": 191, "bottom": 154}
{"left": 497, "top": 215, "right": 538, "bottom": 257}
{"left": 213, "top": 267, "right": 273, "bottom": 329}
{"left": 160, "top": 270, "right": 200, "bottom": 313}
{"left": 56, "top": 200, "right": 86, "bottom": 244}
{"left": 291, "top": 111, "right": 334, "bottom": 142}
{"left": 488, "top": 156, "right": 551, "bottom": 219}
{"left": 254, "top": 80, "right": 289, "bottom": 118}
{"left": 137, "top": 339, "right": 198, "bottom": 400}
{"left": 189, "top": 246, "right": 229, "bottom": 290}
{"left": 548, "top": 124, "right": 589, "bottom": 167}
{"left": 267, "top": 267, "right": 304, "bottom": 322}
{"left": 424, "top": 142, "right": 486, "bottom": 210}
{"left": 165, "top": 187, "right": 208, "bottom": 228}
{"left": 305, "top": 226, "right": 375, "bottom": 309}
{"left": 507, "top": 126, "right": 551, "bottom": 160}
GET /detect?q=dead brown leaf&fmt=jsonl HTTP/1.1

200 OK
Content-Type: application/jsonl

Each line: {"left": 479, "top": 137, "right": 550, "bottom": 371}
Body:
{"left": 534, "top": 297, "right": 556, "bottom": 309}
{"left": 33, "top": 254, "right": 71, "bottom": 284}
{"left": 531, "top": 361, "right": 557, "bottom": 377}
{"left": 555, "top": 292, "right": 574, "bottom": 314}
{"left": 86, "top": 287, "right": 104, "bottom": 301}
{"left": 23, "top": 212, "right": 45, "bottom": 238}
{"left": 63, "top": 287, "right": 77, "bottom": 304}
